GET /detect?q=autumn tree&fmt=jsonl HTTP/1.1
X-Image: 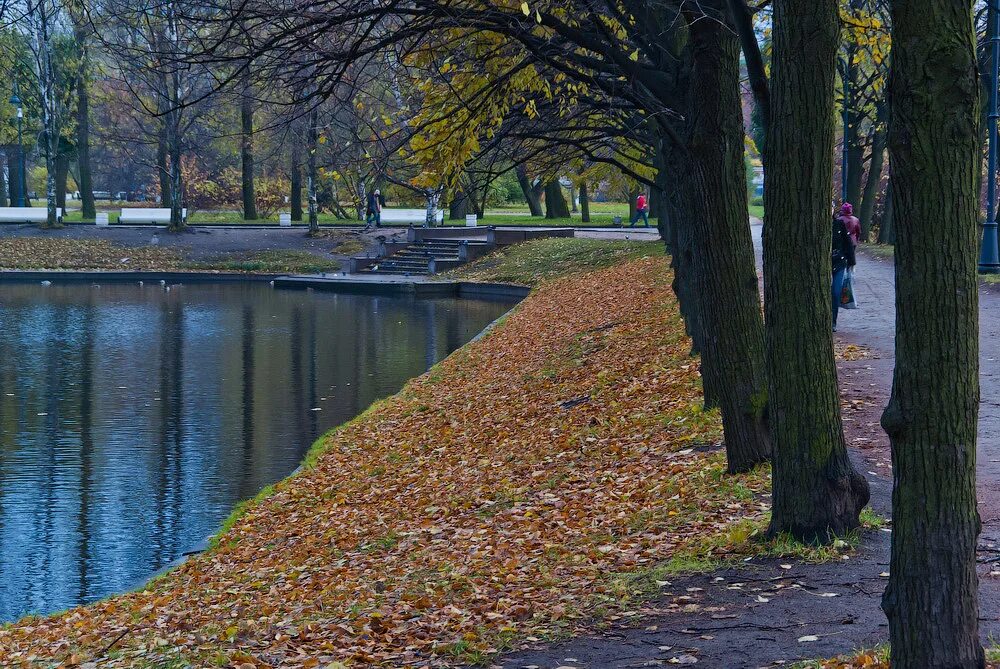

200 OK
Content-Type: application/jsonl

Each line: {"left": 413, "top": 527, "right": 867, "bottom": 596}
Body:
{"left": 880, "top": 0, "right": 983, "bottom": 664}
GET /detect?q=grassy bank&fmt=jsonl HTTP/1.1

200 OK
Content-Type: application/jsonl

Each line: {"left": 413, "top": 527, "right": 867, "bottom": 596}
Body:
{"left": 0, "top": 245, "right": 785, "bottom": 667}
{"left": 447, "top": 237, "right": 661, "bottom": 285}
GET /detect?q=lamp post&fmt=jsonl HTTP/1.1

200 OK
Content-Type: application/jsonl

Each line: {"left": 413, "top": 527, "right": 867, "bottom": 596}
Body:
{"left": 9, "top": 87, "right": 23, "bottom": 208}
{"left": 980, "top": 1, "right": 1000, "bottom": 273}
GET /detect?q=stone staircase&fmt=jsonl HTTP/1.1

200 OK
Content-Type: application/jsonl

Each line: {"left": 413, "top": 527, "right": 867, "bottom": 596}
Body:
{"left": 348, "top": 226, "right": 576, "bottom": 276}
{"left": 358, "top": 239, "right": 471, "bottom": 276}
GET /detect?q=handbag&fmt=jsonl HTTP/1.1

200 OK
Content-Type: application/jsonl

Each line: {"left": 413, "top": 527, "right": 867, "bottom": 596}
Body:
{"left": 841, "top": 267, "right": 859, "bottom": 310}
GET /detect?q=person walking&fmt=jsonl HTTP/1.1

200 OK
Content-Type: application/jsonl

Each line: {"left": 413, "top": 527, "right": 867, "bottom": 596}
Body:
{"left": 838, "top": 202, "right": 861, "bottom": 244}
{"left": 629, "top": 192, "right": 649, "bottom": 227}
{"left": 366, "top": 188, "right": 382, "bottom": 228}
{"left": 832, "top": 209, "right": 857, "bottom": 332}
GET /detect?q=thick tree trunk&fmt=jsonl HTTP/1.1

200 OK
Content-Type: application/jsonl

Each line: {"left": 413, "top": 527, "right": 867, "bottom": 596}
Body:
{"left": 859, "top": 103, "right": 888, "bottom": 242}
{"left": 241, "top": 90, "right": 257, "bottom": 220}
{"left": 628, "top": 185, "right": 639, "bottom": 221}
{"left": 764, "top": 0, "right": 869, "bottom": 541}
{"left": 516, "top": 165, "right": 543, "bottom": 216}
{"left": 290, "top": 140, "right": 302, "bottom": 221}
{"left": 579, "top": 181, "right": 590, "bottom": 223}
{"left": 654, "top": 144, "right": 671, "bottom": 244}
{"left": 569, "top": 182, "right": 578, "bottom": 213}
{"left": 881, "top": 2, "right": 983, "bottom": 665}
{"left": 544, "top": 180, "right": 570, "bottom": 218}
{"left": 75, "top": 25, "right": 95, "bottom": 221}
{"left": 686, "top": 1, "right": 770, "bottom": 472}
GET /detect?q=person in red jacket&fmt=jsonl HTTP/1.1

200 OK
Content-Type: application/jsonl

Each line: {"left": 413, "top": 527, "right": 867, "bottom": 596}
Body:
{"left": 630, "top": 192, "right": 649, "bottom": 228}
{"left": 838, "top": 202, "right": 861, "bottom": 244}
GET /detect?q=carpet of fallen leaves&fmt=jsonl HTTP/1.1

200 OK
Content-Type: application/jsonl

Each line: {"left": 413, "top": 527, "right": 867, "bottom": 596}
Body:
{"left": 0, "top": 256, "right": 772, "bottom": 668}
{"left": 0, "top": 238, "right": 182, "bottom": 270}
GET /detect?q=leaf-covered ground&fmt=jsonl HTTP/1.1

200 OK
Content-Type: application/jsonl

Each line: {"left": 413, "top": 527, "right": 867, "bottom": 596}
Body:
{"left": 0, "top": 238, "right": 345, "bottom": 273}
{"left": 0, "top": 255, "right": 773, "bottom": 667}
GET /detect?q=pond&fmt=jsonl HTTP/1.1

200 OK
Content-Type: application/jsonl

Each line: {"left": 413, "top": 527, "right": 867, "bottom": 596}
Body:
{"left": 0, "top": 281, "right": 514, "bottom": 622}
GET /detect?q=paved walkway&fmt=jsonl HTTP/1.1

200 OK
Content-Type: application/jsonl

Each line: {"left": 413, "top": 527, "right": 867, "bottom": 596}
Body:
{"left": 489, "top": 223, "right": 1000, "bottom": 668}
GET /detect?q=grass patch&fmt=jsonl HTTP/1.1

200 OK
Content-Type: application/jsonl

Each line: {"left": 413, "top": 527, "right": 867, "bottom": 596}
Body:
{"left": 448, "top": 237, "right": 662, "bottom": 286}
{"left": 181, "top": 250, "right": 340, "bottom": 274}
{"left": 749, "top": 203, "right": 764, "bottom": 220}
{"left": 860, "top": 243, "right": 894, "bottom": 259}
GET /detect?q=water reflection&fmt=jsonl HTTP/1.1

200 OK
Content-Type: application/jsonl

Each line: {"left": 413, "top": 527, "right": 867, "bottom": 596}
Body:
{"left": 0, "top": 282, "right": 511, "bottom": 621}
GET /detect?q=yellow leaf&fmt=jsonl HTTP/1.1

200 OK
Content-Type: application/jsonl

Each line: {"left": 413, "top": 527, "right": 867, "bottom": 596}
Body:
{"left": 629, "top": 49, "right": 639, "bottom": 61}
{"left": 520, "top": 1, "right": 529, "bottom": 15}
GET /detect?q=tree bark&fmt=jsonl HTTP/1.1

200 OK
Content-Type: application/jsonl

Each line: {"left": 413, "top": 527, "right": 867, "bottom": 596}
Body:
{"left": 449, "top": 190, "right": 468, "bottom": 220}
{"left": 306, "top": 108, "right": 319, "bottom": 233}
{"left": 290, "top": 138, "right": 302, "bottom": 221}
{"left": 516, "top": 165, "right": 543, "bottom": 216}
{"left": 544, "top": 180, "right": 570, "bottom": 218}
{"left": 859, "top": 103, "right": 888, "bottom": 242}
{"left": 877, "top": 178, "right": 894, "bottom": 245}
{"left": 0, "top": 152, "right": 9, "bottom": 208}
{"left": 628, "top": 185, "right": 639, "bottom": 221}
{"left": 157, "top": 129, "right": 171, "bottom": 209}
{"left": 843, "top": 51, "right": 865, "bottom": 208}
{"left": 764, "top": 0, "right": 869, "bottom": 542}
{"left": 569, "top": 182, "right": 578, "bottom": 213}
{"left": 881, "top": 1, "right": 983, "bottom": 665}
{"left": 241, "top": 86, "right": 257, "bottom": 220}
{"left": 685, "top": 0, "right": 770, "bottom": 472}
{"left": 579, "top": 181, "right": 590, "bottom": 223}
{"left": 74, "top": 22, "right": 95, "bottom": 220}
{"left": 55, "top": 148, "right": 68, "bottom": 210}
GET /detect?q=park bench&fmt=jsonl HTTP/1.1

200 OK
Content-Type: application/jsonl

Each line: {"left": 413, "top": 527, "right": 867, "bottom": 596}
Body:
{"left": 379, "top": 208, "right": 444, "bottom": 225}
{"left": 119, "top": 208, "right": 187, "bottom": 225}
{"left": 0, "top": 207, "right": 63, "bottom": 224}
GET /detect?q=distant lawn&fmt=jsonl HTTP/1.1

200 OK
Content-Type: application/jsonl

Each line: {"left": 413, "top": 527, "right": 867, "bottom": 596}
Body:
{"left": 749, "top": 204, "right": 764, "bottom": 220}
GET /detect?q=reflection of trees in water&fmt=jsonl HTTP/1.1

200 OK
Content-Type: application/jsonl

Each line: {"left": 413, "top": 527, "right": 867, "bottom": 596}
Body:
{"left": 237, "top": 305, "right": 256, "bottom": 501}
{"left": 154, "top": 297, "right": 184, "bottom": 569}
{"left": 0, "top": 285, "right": 512, "bottom": 621}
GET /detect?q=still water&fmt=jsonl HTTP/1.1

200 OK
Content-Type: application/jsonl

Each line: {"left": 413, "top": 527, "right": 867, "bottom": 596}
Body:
{"left": 0, "top": 281, "right": 512, "bottom": 622}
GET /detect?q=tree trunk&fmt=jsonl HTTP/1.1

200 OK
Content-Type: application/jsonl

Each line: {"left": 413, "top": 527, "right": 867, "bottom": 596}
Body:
{"left": 241, "top": 86, "right": 257, "bottom": 220}
{"left": 449, "top": 190, "right": 468, "bottom": 220}
{"left": 654, "top": 144, "right": 671, "bottom": 243}
{"left": 75, "top": 24, "right": 95, "bottom": 220}
{"left": 859, "top": 103, "right": 888, "bottom": 242}
{"left": 544, "top": 180, "right": 570, "bottom": 218}
{"left": 307, "top": 109, "right": 319, "bottom": 233}
{"left": 425, "top": 188, "right": 441, "bottom": 227}
{"left": 764, "top": 0, "right": 869, "bottom": 541}
{"left": 685, "top": 0, "right": 770, "bottom": 473}
{"left": 843, "top": 51, "right": 865, "bottom": 207}
{"left": 0, "top": 152, "right": 9, "bottom": 208}
{"left": 628, "top": 185, "right": 639, "bottom": 221}
{"left": 569, "top": 182, "right": 578, "bottom": 213}
{"left": 877, "top": 178, "right": 894, "bottom": 245}
{"left": 881, "top": 2, "right": 983, "bottom": 665}
{"left": 579, "top": 181, "right": 590, "bottom": 223}
{"left": 157, "top": 129, "right": 171, "bottom": 209}
{"left": 516, "top": 165, "right": 543, "bottom": 216}
{"left": 55, "top": 149, "right": 68, "bottom": 210}
{"left": 290, "top": 139, "right": 302, "bottom": 221}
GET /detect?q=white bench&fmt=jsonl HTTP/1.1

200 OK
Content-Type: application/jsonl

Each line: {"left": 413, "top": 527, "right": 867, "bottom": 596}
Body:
{"left": 379, "top": 208, "right": 444, "bottom": 225}
{"left": 0, "top": 207, "right": 63, "bottom": 223}
{"left": 119, "top": 208, "right": 187, "bottom": 225}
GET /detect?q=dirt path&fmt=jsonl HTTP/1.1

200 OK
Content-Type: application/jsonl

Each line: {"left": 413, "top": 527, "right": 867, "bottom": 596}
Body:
{"left": 488, "top": 225, "right": 1000, "bottom": 668}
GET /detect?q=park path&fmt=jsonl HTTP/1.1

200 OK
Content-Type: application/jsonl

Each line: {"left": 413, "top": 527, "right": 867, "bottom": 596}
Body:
{"left": 489, "top": 224, "right": 1000, "bottom": 668}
